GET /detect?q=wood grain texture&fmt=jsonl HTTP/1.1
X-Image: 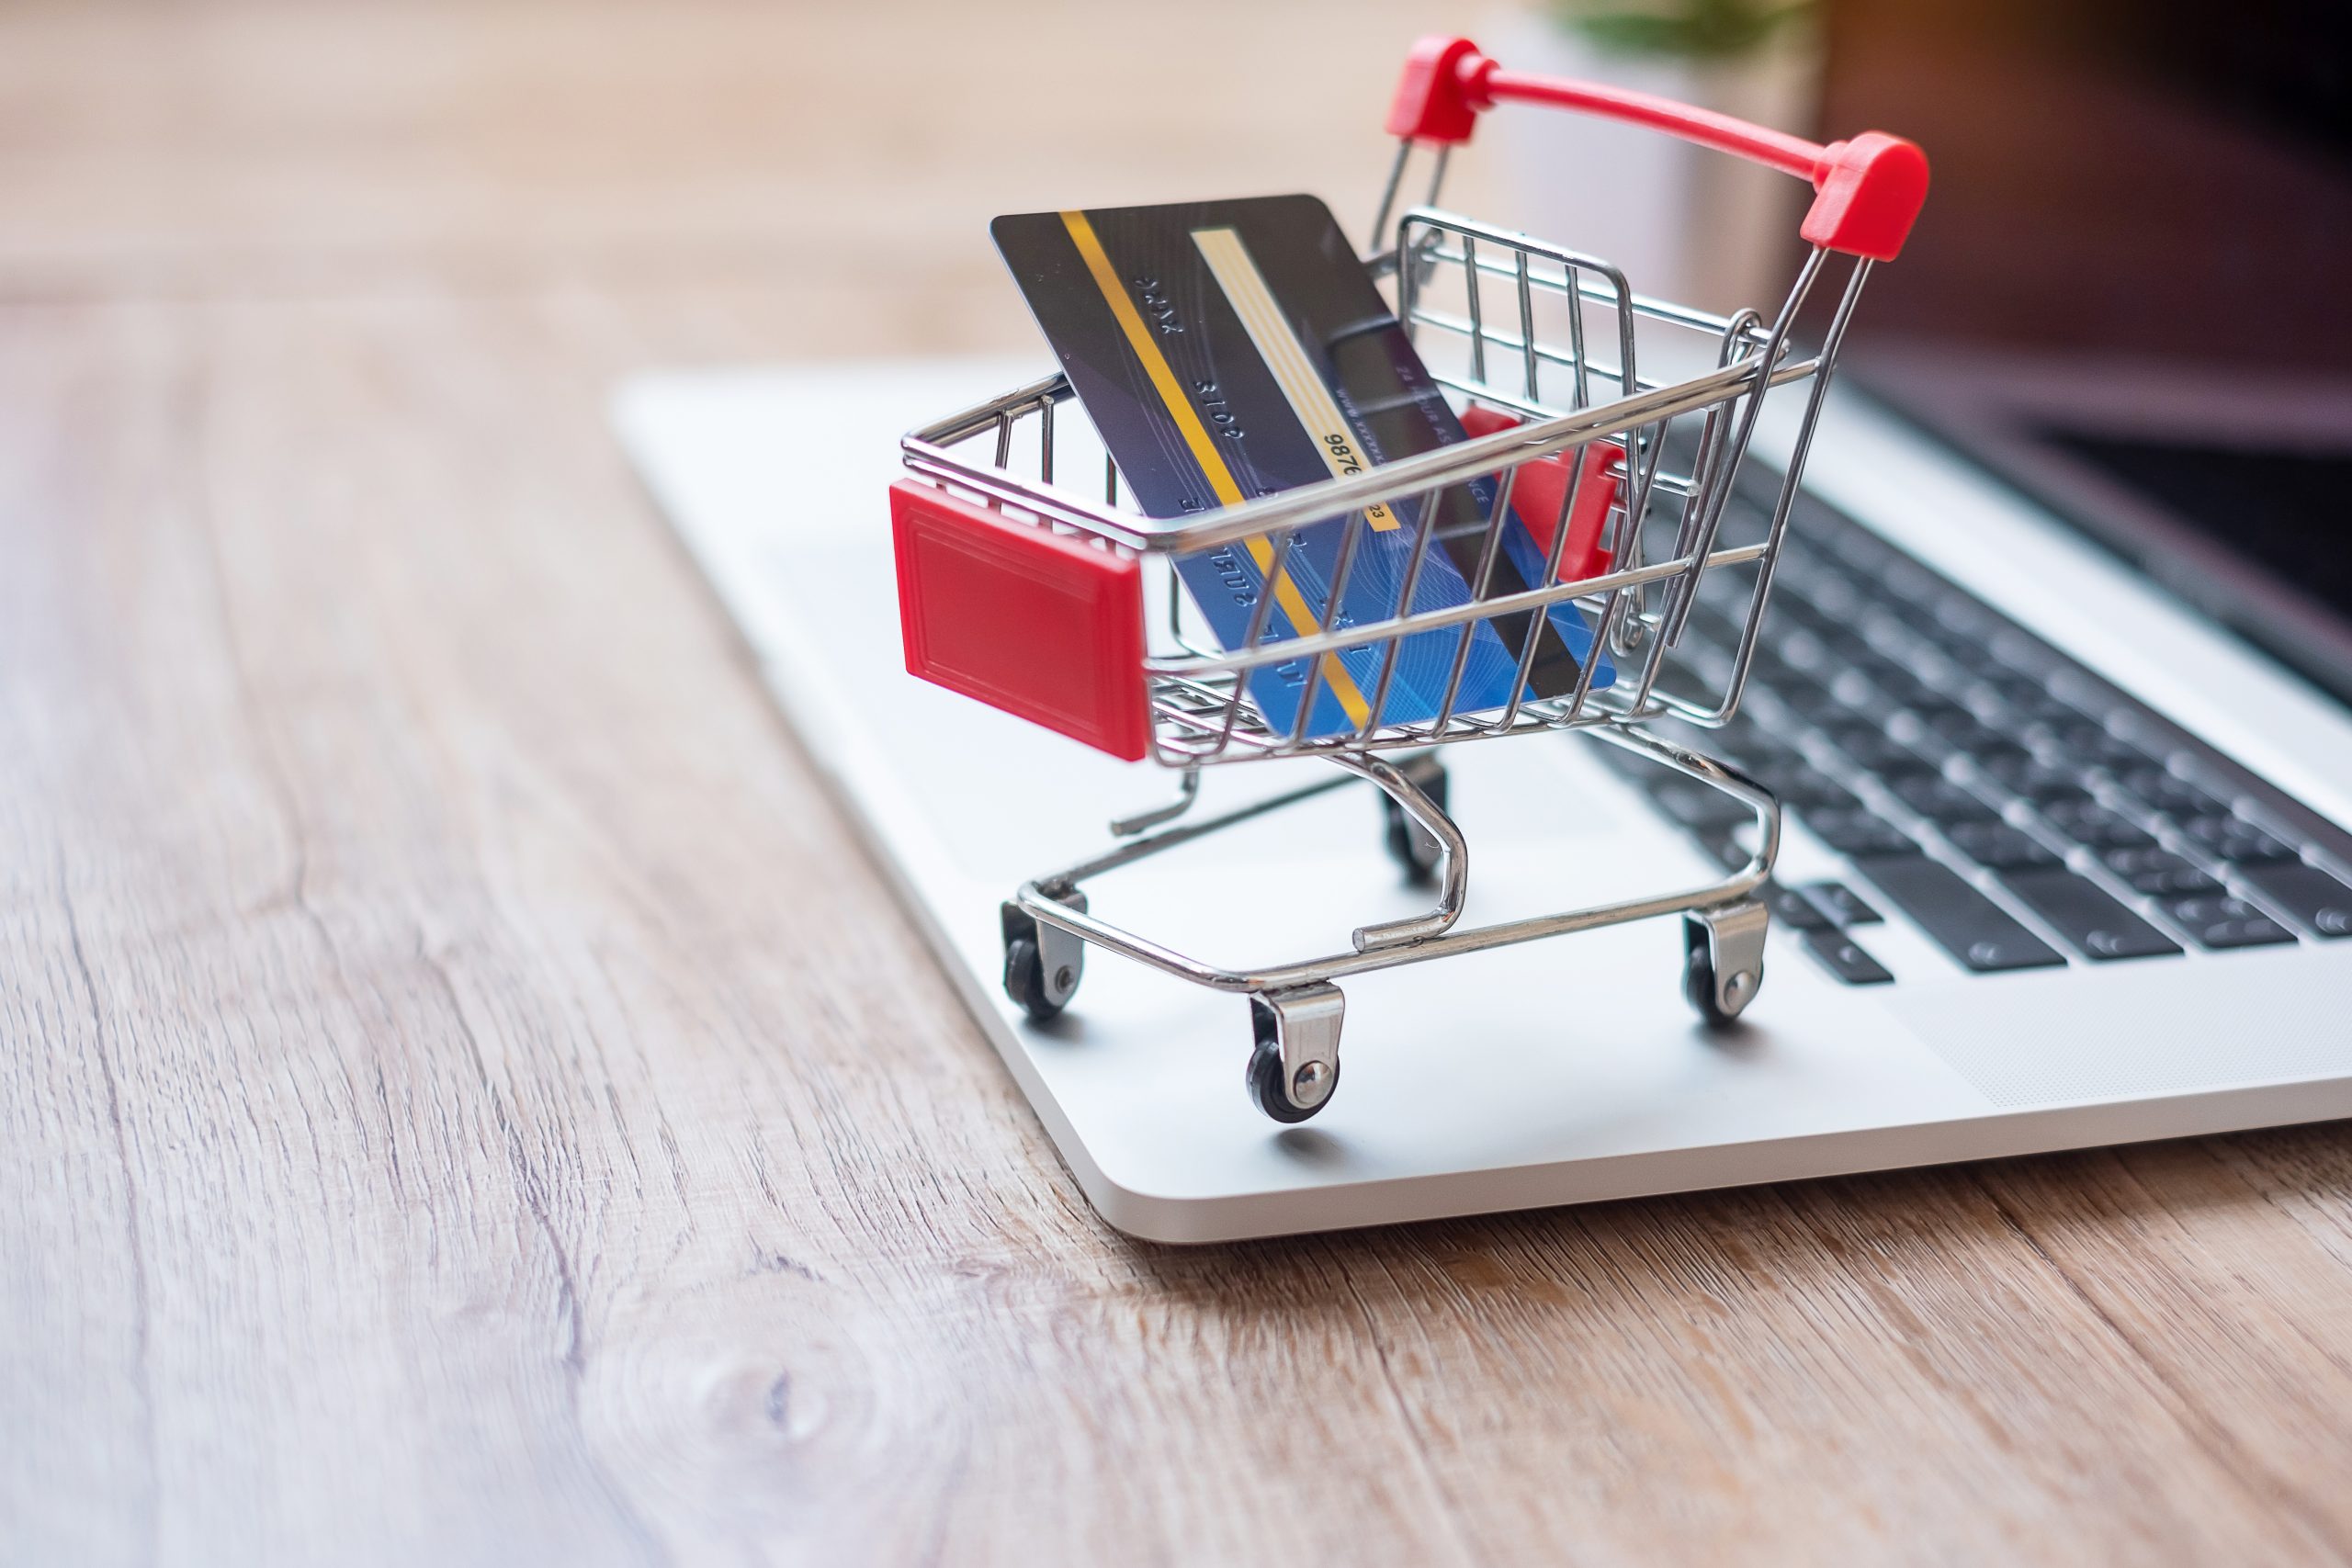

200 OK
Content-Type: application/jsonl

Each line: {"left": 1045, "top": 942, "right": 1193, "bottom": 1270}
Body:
{"left": 2, "top": 4, "right": 2349, "bottom": 1564}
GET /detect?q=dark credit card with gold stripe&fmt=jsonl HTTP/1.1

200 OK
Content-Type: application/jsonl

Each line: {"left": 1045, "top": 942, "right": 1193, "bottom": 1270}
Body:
{"left": 991, "top": 194, "right": 1611, "bottom": 739}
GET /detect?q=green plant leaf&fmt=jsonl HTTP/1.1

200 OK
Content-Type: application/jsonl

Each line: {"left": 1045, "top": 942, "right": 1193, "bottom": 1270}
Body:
{"left": 1551, "top": 0, "right": 1814, "bottom": 61}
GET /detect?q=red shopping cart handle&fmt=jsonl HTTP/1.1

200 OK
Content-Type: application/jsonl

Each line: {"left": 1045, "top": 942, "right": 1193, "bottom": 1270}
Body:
{"left": 1385, "top": 35, "right": 1928, "bottom": 263}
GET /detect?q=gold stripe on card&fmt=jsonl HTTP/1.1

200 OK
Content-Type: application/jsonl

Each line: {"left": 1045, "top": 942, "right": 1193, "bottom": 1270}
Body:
{"left": 1057, "top": 209, "right": 1372, "bottom": 728}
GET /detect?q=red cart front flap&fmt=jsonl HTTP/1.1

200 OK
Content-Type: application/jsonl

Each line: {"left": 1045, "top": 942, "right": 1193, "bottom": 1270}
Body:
{"left": 889, "top": 480, "right": 1150, "bottom": 761}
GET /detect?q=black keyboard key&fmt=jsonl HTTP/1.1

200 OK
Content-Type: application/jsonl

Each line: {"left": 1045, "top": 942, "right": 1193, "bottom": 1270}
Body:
{"left": 1896, "top": 707, "right": 2022, "bottom": 762}
{"left": 1988, "top": 626, "right": 2067, "bottom": 678}
{"left": 1946, "top": 820, "right": 2064, "bottom": 871}
{"left": 1956, "top": 677, "right": 2023, "bottom": 719}
{"left": 1800, "top": 881, "right": 1882, "bottom": 927}
{"left": 1859, "top": 607, "right": 1926, "bottom": 659}
{"left": 2042, "top": 799, "right": 2157, "bottom": 851}
{"left": 1971, "top": 753, "right": 2094, "bottom": 806}
{"left": 1690, "top": 836, "right": 1754, "bottom": 874}
{"left": 1820, "top": 518, "right": 1891, "bottom": 572}
{"left": 1752, "top": 761, "right": 1860, "bottom": 813}
{"left": 2000, "top": 868, "right": 2182, "bottom": 961}
{"left": 1878, "top": 556, "right": 1945, "bottom": 605}
{"left": 1956, "top": 728, "right": 2031, "bottom": 771}
{"left": 1770, "top": 587, "right": 1833, "bottom": 632}
{"left": 2176, "top": 813, "right": 2299, "bottom": 865}
{"left": 2050, "top": 676, "right": 2135, "bottom": 731}
{"left": 1905, "top": 639, "right": 1974, "bottom": 679}
{"left": 1816, "top": 627, "right": 1882, "bottom": 671}
{"left": 1891, "top": 649, "right": 1973, "bottom": 697}
{"left": 1889, "top": 695, "right": 1972, "bottom": 730}
{"left": 1696, "top": 567, "right": 1754, "bottom": 611}
{"left": 1885, "top": 773, "right": 2001, "bottom": 825}
{"left": 1685, "top": 715, "right": 1778, "bottom": 759}
{"left": 1684, "top": 601, "right": 1745, "bottom": 648}
{"left": 1838, "top": 640, "right": 1913, "bottom": 679}
{"left": 2010, "top": 692, "right": 2089, "bottom": 728}
{"left": 1801, "top": 576, "right": 1864, "bottom": 625}
{"left": 1770, "top": 602, "right": 1840, "bottom": 645}
{"left": 1804, "top": 931, "right": 1894, "bottom": 986}
{"left": 2114, "top": 765, "right": 2228, "bottom": 820}
{"left": 1854, "top": 666, "right": 1935, "bottom": 709}
{"left": 1967, "top": 659, "right": 2041, "bottom": 699}
{"left": 2234, "top": 863, "right": 2352, "bottom": 939}
{"left": 1852, "top": 854, "right": 2067, "bottom": 972}
{"left": 2160, "top": 896, "right": 2296, "bottom": 950}
{"left": 1769, "top": 676, "right": 1850, "bottom": 724}
{"left": 2100, "top": 846, "right": 2223, "bottom": 898}
{"left": 1762, "top": 880, "right": 1834, "bottom": 932}
{"left": 1740, "top": 747, "right": 1806, "bottom": 789}
{"left": 1589, "top": 737, "right": 1662, "bottom": 783}
{"left": 1931, "top": 593, "right": 2005, "bottom": 646}
{"left": 1821, "top": 667, "right": 1876, "bottom": 709}
{"left": 1805, "top": 807, "right": 1921, "bottom": 858}
{"left": 2028, "top": 721, "right": 2150, "bottom": 773}
{"left": 1650, "top": 778, "right": 1756, "bottom": 833}
{"left": 1778, "top": 566, "right": 1834, "bottom": 611}
{"left": 1820, "top": 722, "right": 1937, "bottom": 779}
{"left": 1679, "top": 639, "right": 1737, "bottom": 686}
{"left": 1766, "top": 566, "right": 1828, "bottom": 609}
{"left": 1774, "top": 626, "right": 1837, "bottom": 676}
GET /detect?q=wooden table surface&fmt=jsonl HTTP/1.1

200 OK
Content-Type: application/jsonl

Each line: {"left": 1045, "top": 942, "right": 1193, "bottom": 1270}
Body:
{"left": 6, "top": 3, "right": 2350, "bottom": 1563}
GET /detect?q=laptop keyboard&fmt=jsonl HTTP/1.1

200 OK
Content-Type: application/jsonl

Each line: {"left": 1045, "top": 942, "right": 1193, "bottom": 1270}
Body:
{"left": 1614, "top": 490, "right": 2352, "bottom": 986}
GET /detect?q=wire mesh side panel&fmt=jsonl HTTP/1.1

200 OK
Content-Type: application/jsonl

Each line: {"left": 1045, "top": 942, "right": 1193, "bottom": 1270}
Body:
{"left": 1385, "top": 207, "right": 1877, "bottom": 740}
{"left": 899, "top": 204, "right": 1878, "bottom": 769}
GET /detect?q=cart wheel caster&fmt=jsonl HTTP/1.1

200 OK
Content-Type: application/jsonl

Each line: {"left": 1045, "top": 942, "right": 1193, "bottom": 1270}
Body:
{"left": 1001, "top": 897, "right": 1085, "bottom": 1021}
{"left": 1682, "top": 901, "right": 1769, "bottom": 1029}
{"left": 1380, "top": 757, "right": 1450, "bottom": 886}
{"left": 1245, "top": 986, "right": 1344, "bottom": 1123}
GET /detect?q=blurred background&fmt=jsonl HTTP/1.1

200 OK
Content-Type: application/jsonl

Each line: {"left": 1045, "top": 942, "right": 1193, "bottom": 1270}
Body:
{"left": 5, "top": 0, "right": 2346, "bottom": 674}
{"left": 11, "top": 0, "right": 2340, "bottom": 356}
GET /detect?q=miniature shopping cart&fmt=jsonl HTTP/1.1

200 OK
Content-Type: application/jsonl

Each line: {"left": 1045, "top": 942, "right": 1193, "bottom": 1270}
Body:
{"left": 888, "top": 36, "right": 1928, "bottom": 1122}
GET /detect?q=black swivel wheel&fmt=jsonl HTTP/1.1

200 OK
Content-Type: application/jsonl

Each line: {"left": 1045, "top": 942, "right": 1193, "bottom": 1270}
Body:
{"left": 1244, "top": 1034, "right": 1335, "bottom": 1124}
{"left": 1244, "top": 992, "right": 1341, "bottom": 1123}
{"left": 1001, "top": 901, "right": 1081, "bottom": 1021}
{"left": 1681, "top": 914, "right": 1760, "bottom": 1030}
{"left": 1002, "top": 937, "right": 1065, "bottom": 1021}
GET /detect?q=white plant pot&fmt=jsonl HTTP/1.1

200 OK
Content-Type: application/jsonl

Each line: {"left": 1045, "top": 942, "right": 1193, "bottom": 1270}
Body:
{"left": 1480, "top": 8, "right": 1823, "bottom": 321}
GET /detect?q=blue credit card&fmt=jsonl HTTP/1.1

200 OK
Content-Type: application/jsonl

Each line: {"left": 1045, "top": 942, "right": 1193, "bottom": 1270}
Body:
{"left": 991, "top": 194, "right": 1612, "bottom": 739}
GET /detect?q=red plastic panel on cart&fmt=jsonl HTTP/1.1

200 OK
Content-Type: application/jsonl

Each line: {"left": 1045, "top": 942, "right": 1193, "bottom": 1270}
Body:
{"left": 890, "top": 480, "right": 1151, "bottom": 761}
{"left": 1460, "top": 407, "right": 1620, "bottom": 584}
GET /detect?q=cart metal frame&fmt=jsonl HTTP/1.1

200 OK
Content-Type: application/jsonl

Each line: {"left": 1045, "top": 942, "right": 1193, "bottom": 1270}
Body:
{"left": 893, "top": 35, "right": 1928, "bottom": 1120}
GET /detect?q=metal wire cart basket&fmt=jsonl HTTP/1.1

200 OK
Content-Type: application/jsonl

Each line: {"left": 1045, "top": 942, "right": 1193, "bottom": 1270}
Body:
{"left": 888, "top": 36, "right": 1928, "bottom": 1122}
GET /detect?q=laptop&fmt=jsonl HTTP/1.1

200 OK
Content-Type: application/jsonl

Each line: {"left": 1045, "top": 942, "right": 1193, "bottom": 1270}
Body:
{"left": 612, "top": 15, "right": 2352, "bottom": 1243}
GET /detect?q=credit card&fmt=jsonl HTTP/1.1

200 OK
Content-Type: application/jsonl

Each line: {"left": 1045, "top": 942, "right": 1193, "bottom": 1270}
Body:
{"left": 991, "top": 194, "right": 1611, "bottom": 739}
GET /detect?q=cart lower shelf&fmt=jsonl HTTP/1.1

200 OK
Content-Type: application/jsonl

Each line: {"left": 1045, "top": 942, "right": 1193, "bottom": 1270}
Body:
{"left": 1000, "top": 725, "right": 1781, "bottom": 1122}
